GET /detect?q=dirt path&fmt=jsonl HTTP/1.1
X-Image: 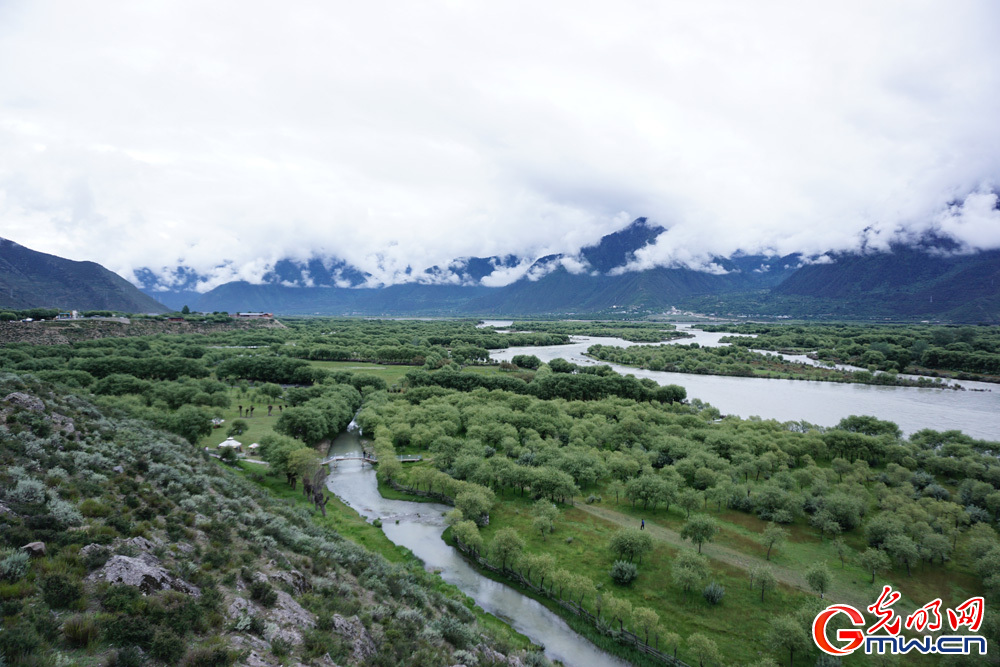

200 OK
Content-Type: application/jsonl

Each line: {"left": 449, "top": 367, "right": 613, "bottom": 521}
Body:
{"left": 575, "top": 502, "right": 871, "bottom": 609}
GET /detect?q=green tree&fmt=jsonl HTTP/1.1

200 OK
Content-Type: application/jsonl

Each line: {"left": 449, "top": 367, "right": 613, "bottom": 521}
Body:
{"left": 833, "top": 537, "right": 850, "bottom": 568}
{"left": 633, "top": 607, "right": 659, "bottom": 646}
{"left": 805, "top": 562, "right": 832, "bottom": 598}
{"left": 919, "top": 532, "right": 951, "bottom": 565}
{"left": 489, "top": 527, "right": 525, "bottom": 571}
{"left": 661, "top": 630, "right": 681, "bottom": 658}
{"left": 452, "top": 520, "right": 484, "bottom": 557}
{"left": 287, "top": 448, "right": 321, "bottom": 482}
{"left": 608, "top": 528, "right": 653, "bottom": 563}
{"left": 884, "top": 534, "right": 919, "bottom": 576}
{"left": 455, "top": 487, "right": 494, "bottom": 525}
{"left": 163, "top": 405, "right": 212, "bottom": 444}
{"left": 678, "top": 487, "right": 701, "bottom": 519}
{"left": 259, "top": 382, "right": 284, "bottom": 399}
{"left": 687, "top": 633, "right": 721, "bottom": 667}
{"left": 859, "top": 548, "right": 891, "bottom": 584}
{"left": 227, "top": 419, "right": 248, "bottom": 437}
{"left": 756, "top": 565, "right": 776, "bottom": 602}
{"left": 765, "top": 615, "right": 810, "bottom": 666}
{"left": 681, "top": 515, "right": 719, "bottom": 554}
{"left": 181, "top": 305, "right": 191, "bottom": 314}
{"left": 603, "top": 593, "right": 632, "bottom": 632}
{"left": 274, "top": 406, "right": 328, "bottom": 445}
{"left": 759, "top": 522, "right": 789, "bottom": 561}
{"left": 672, "top": 550, "right": 708, "bottom": 598}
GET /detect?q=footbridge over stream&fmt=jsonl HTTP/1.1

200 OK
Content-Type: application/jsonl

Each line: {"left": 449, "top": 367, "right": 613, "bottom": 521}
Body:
{"left": 321, "top": 453, "right": 422, "bottom": 466}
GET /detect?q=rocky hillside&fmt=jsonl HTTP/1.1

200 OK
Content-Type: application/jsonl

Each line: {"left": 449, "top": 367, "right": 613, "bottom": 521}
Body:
{"left": 0, "top": 375, "right": 534, "bottom": 666}
{"left": 0, "top": 317, "right": 285, "bottom": 347}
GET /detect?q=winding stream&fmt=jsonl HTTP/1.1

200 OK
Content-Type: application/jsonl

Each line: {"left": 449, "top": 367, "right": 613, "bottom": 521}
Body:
{"left": 324, "top": 428, "right": 630, "bottom": 667}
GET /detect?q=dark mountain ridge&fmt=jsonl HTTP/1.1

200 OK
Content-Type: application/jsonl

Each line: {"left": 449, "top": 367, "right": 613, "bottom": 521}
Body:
{"left": 0, "top": 238, "right": 168, "bottom": 313}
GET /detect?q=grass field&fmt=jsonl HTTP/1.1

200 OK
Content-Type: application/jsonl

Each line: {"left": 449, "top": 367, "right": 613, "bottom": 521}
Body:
{"left": 391, "top": 462, "right": 976, "bottom": 666}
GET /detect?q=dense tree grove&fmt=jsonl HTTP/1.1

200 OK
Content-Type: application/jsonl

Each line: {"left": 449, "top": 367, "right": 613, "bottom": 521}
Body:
{"left": 701, "top": 322, "right": 1000, "bottom": 378}
{"left": 587, "top": 342, "right": 953, "bottom": 388}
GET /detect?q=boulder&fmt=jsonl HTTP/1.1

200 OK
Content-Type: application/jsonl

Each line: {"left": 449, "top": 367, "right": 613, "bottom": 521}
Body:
{"left": 89, "top": 555, "right": 200, "bottom": 596}
{"left": 4, "top": 392, "right": 44, "bottom": 412}
{"left": 21, "top": 541, "right": 46, "bottom": 557}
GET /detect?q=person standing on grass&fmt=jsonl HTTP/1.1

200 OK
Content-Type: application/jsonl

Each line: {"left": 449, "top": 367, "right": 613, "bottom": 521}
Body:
{"left": 641, "top": 519, "right": 645, "bottom": 530}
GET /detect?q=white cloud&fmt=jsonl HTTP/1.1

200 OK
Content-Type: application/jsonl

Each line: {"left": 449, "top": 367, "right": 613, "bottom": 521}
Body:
{"left": 0, "top": 1, "right": 998, "bottom": 287}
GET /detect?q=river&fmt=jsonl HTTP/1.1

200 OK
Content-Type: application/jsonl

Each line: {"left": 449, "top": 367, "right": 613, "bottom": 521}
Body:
{"left": 324, "top": 427, "right": 630, "bottom": 667}
{"left": 486, "top": 323, "right": 1000, "bottom": 441}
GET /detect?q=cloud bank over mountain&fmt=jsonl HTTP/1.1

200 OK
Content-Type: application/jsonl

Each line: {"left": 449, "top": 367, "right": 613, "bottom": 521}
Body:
{"left": 1, "top": 1, "right": 998, "bottom": 290}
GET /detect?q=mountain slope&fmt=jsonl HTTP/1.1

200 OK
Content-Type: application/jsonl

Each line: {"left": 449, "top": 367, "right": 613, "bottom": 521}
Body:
{"left": 0, "top": 239, "right": 169, "bottom": 313}
{"left": 774, "top": 245, "right": 1000, "bottom": 321}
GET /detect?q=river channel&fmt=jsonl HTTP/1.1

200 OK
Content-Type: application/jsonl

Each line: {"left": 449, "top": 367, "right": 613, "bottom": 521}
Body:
{"left": 485, "top": 323, "right": 1000, "bottom": 441}
{"left": 324, "top": 427, "right": 630, "bottom": 667}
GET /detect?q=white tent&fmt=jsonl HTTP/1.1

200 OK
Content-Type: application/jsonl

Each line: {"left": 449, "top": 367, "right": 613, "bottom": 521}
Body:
{"left": 218, "top": 437, "right": 243, "bottom": 451}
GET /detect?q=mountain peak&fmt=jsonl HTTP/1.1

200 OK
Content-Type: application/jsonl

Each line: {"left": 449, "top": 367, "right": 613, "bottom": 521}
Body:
{"left": 579, "top": 217, "right": 665, "bottom": 273}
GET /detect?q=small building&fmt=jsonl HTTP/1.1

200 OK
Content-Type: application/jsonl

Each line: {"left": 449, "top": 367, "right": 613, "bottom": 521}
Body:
{"left": 167, "top": 316, "right": 185, "bottom": 322}
{"left": 56, "top": 310, "right": 80, "bottom": 320}
{"left": 236, "top": 312, "right": 273, "bottom": 319}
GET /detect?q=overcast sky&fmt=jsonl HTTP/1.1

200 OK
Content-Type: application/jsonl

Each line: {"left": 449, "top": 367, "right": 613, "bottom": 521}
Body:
{"left": 1, "top": 1, "right": 999, "bottom": 290}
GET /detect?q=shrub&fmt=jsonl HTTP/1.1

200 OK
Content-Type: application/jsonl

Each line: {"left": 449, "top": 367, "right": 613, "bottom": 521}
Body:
{"left": 233, "top": 614, "right": 265, "bottom": 636}
{"left": 49, "top": 499, "right": 84, "bottom": 526}
{"left": 62, "top": 614, "right": 100, "bottom": 648}
{"left": 102, "top": 584, "right": 141, "bottom": 613}
{"left": 151, "top": 629, "right": 186, "bottom": 664}
{"left": 108, "top": 646, "right": 146, "bottom": 667}
{"left": 0, "top": 620, "right": 41, "bottom": 663}
{"left": 0, "top": 550, "right": 30, "bottom": 582}
{"left": 83, "top": 546, "right": 111, "bottom": 571}
{"left": 8, "top": 479, "right": 46, "bottom": 504}
{"left": 302, "top": 628, "right": 336, "bottom": 659}
{"left": 702, "top": 581, "right": 725, "bottom": 605}
{"left": 436, "top": 615, "right": 477, "bottom": 649}
{"left": 609, "top": 561, "right": 638, "bottom": 586}
{"left": 40, "top": 572, "right": 83, "bottom": 608}
{"left": 269, "top": 638, "right": 291, "bottom": 658}
{"left": 80, "top": 498, "right": 112, "bottom": 517}
{"left": 102, "top": 614, "right": 153, "bottom": 648}
{"left": 248, "top": 579, "right": 277, "bottom": 607}
{"left": 218, "top": 447, "right": 239, "bottom": 464}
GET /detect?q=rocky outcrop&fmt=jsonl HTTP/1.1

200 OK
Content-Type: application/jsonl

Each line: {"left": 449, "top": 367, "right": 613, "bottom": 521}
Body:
{"left": 3, "top": 392, "right": 45, "bottom": 412}
{"left": 227, "top": 577, "right": 316, "bottom": 648}
{"left": 268, "top": 567, "right": 311, "bottom": 595}
{"left": 477, "top": 645, "right": 526, "bottom": 667}
{"left": 89, "top": 554, "right": 200, "bottom": 596}
{"left": 330, "top": 614, "right": 376, "bottom": 664}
